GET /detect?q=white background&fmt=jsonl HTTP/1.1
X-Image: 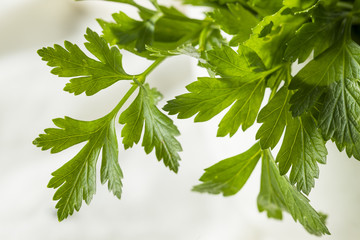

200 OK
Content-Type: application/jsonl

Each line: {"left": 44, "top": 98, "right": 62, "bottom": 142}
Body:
{"left": 1, "top": 0, "right": 360, "bottom": 239}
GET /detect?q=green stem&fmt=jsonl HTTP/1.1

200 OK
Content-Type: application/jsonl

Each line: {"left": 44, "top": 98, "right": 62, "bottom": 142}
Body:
{"left": 198, "top": 23, "right": 212, "bottom": 52}
{"left": 264, "top": 64, "right": 283, "bottom": 76}
{"left": 110, "top": 57, "right": 166, "bottom": 117}
{"left": 343, "top": 15, "right": 354, "bottom": 39}
{"left": 150, "top": 0, "right": 161, "bottom": 12}
{"left": 136, "top": 57, "right": 166, "bottom": 83}
{"left": 132, "top": 2, "right": 155, "bottom": 15}
{"left": 110, "top": 84, "right": 138, "bottom": 116}
{"left": 269, "top": 85, "right": 279, "bottom": 100}
{"left": 267, "top": 63, "right": 291, "bottom": 100}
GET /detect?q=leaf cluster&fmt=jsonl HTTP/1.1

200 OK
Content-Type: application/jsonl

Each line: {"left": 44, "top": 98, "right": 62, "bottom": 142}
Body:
{"left": 35, "top": 0, "right": 360, "bottom": 236}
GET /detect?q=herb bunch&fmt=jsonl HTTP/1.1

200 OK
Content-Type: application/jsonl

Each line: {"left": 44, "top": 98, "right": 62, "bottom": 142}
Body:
{"left": 34, "top": 0, "right": 360, "bottom": 236}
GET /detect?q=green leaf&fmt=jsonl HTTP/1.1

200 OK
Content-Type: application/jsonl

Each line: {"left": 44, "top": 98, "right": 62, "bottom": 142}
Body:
{"left": 258, "top": 150, "right": 330, "bottom": 236}
{"left": 48, "top": 136, "right": 101, "bottom": 221}
{"left": 182, "top": 0, "right": 239, "bottom": 6}
{"left": 266, "top": 62, "right": 292, "bottom": 89}
{"left": 205, "top": 45, "right": 266, "bottom": 77}
{"left": 34, "top": 114, "right": 123, "bottom": 220}
{"left": 289, "top": 23, "right": 360, "bottom": 159}
{"left": 283, "top": 0, "right": 318, "bottom": 10}
{"left": 164, "top": 75, "right": 266, "bottom": 137}
{"left": 101, "top": 118, "right": 123, "bottom": 199}
{"left": 245, "top": 8, "right": 306, "bottom": 68}
{"left": 248, "top": 0, "right": 283, "bottom": 15}
{"left": 97, "top": 11, "right": 157, "bottom": 54}
{"left": 186, "top": 0, "right": 282, "bottom": 16}
{"left": 243, "top": 7, "right": 303, "bottom": 90}
{"left": 37, "top": 28, "right": 132, "bottom": 96}
{"left": 216, "top": 77, "right": 265, "bottom": 136}
{"left": 276, "top": 114, "right": 327, "bottom": 195}
{"left": 256, "top": 87, "right": 292, "bottom": 149}
{"left": 258, "top": 21, "right": 274, "bottom": 38}
{"left": 150, "top": 6, "right": 203, "bottom": 42}
{"left": 193, "top": 143, "right": 261, "bottom": 195}
{"left": 285, "top": 6, "right": 346, "bottom": 63}
{"left": 208, "top": 3, "right": 259, "bottom": 44}
{"left": 318, "top": 67, "right": 360, "bottom": 160}
{"left": 33, "top": 116, "right": 106, "bottom": 153}
{"left": 164, "top": 45, "right": 268, "bottom": 136}
{"left": 147, "top": 44, "right": 202, "bottom": 58}
{"left": 98, "top": 6, "right": 204, "bottom": 58}
{"left": 119, "top": 83, "right": 182, "bottom": 172}
{"left": 289, "top": 30, "right": 352, "bottom": 116}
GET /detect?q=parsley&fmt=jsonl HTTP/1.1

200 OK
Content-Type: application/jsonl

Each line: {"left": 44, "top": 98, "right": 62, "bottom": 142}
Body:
{"left": 258, "top": 149, "right": 329, "bottom": 236}
{"left": 35, "top": 0, "right": 360, "bottom": 236}
{"left": 119, "top": 82, "right": 182, "bottom": 172}
{"left": 34, "top": 26, "right": 181, "bottom": 220}
{"left": 38, "top": 28, "right": 133, "bottom": 96}
{"left": 192, "top": 143, "right": 262, "bottom": 195}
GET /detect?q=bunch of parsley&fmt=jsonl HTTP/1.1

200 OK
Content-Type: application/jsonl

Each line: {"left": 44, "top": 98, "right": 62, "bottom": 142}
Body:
{"left": 34, "top": 0, "right": 360, "bottom": 236}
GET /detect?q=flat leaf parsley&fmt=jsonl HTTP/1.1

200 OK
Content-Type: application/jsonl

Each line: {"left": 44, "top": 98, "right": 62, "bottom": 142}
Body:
{"left": 35, "top": 0, "right": 360, "bottom": 236}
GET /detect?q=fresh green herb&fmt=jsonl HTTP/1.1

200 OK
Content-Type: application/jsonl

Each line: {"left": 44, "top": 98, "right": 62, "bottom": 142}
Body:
{"left": 38, "top": 28, "right": 133, "bottom": 96}
{"left": 258, "top": 149, "right": 329, "bottom": 236}
{"left": 119, "top": 81, "right": 182, "bottom": 172}
{"left": 35, "top": 0, "right": 360, "bottom": 236}
{"left": 192, "top": 143, "right": 262, "bottom": 196}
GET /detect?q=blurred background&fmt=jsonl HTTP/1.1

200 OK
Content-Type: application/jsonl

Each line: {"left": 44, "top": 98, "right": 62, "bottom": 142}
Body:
{"left": 1, "top": 0, "right": 360, "bottom": 239}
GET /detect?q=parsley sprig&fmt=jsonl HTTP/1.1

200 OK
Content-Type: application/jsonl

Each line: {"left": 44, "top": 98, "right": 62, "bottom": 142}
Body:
{"left": 34, "top": 28, "right": 180, "bottom": 220}
{"left": 35, "top": 0, "right": 360, "bottom": 236}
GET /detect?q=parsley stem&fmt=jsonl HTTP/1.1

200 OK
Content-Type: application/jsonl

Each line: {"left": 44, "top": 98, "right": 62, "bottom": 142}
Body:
{"left": 110, "top": 84, "right": 138, "bottom": 117}
{"left": 198, "top": 23, "right": 212, "bottom": 51}
{"left": 111, "top": 57, "right": 166, "bottom": 117}
{"left": 268, "top": 63, "right": 291, "bottom": 100}
{"left": 137, "top": 57, "right": 166, "bottom": 83}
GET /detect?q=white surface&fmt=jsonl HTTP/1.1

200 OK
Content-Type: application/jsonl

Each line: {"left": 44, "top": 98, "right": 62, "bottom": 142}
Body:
{"left": 1, "top": 1, "right": 360, "bottom": 239}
